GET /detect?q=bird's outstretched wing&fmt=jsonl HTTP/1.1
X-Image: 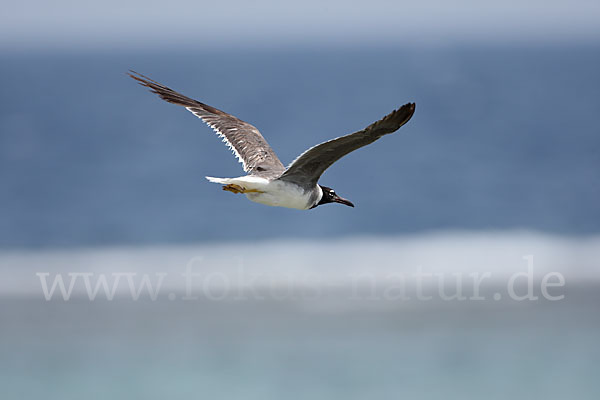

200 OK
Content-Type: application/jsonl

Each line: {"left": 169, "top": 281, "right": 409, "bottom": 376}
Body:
{"left": 129, "top": 71, "right": 285, "bottom": 178}
{"left": 278, "top": 103, "right": 416, "bottom": 188}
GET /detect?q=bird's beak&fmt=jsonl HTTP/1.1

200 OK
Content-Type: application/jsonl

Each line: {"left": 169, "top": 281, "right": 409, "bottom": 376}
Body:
{"left": 333, "top": 195, "right": 354, "bottom": 207}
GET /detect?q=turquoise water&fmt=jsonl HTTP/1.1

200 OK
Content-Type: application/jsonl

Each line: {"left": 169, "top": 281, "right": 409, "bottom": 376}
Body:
{"left": 1, "top": 294, "right": 599, "bottom": 399}
{"left": 1, "top": 234, "right": 599, "bottom": 399}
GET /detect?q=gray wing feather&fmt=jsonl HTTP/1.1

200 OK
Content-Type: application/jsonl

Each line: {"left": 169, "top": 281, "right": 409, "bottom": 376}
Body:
{"left": 129, "top": 71, "right": 285, "bottom": 178}
{"left": 278, "top": 103, "right": 415, "bottom": 188}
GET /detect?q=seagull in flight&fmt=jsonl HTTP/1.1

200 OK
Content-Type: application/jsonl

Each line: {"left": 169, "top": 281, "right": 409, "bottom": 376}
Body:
{"left": 129, "top": 71, "right": 415, "bottom": 210}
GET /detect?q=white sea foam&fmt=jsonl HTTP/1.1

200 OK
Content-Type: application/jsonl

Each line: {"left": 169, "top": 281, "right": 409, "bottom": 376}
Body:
{"left": 1, "top": 231, "right": 598, "bottom": 299}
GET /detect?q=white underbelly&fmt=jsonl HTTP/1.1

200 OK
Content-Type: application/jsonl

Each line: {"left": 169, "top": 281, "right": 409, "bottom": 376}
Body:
{"left": 246, "top": 180, "right": 315, "bottom": 210}
{"left": 206, "top": 176, "right": 319, "bottom": 210}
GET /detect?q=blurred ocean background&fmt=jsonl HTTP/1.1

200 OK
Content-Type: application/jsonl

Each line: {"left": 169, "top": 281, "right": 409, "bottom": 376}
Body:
{"left": 1, "top": 1, "right": 600, "bottom": 399}
{"left": 1, "top": 46, "right": 600, "bottom": 246}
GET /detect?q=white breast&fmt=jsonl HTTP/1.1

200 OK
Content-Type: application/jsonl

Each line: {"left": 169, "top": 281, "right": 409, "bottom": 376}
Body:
{"left": 205, "top": 175, "right": 322, "bottom": 210}
{"left": 246, "top": 180, "right": 320, "bottom": 210}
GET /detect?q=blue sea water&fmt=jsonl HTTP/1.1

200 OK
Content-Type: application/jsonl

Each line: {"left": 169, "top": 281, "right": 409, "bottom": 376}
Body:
{"left": 1, "top": 45, "right": 599, "bottom": 399}
{"left": 1, "top": 46, "right": 599, "bottom": 248}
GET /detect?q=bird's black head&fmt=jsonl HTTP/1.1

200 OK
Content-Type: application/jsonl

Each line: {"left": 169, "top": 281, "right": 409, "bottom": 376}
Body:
{"left": 311, "top": 185, "right": 354, "bottom": 209}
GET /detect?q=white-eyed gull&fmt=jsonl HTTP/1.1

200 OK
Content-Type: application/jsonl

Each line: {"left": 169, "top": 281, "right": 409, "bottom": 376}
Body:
{"left": 129, "top": 71, "right": 415, "bottom": 210}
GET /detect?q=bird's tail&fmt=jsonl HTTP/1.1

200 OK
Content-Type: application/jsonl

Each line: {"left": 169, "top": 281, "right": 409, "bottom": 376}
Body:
{"left": 205, "top": 176, "right": 231, "bottom": 184}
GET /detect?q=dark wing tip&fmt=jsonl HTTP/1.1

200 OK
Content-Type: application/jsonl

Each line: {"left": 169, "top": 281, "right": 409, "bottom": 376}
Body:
{"left": 366, "top": 102, "right": 416, "bottom": 136}
{"left": 392, "top": 102, "right": 416, "bottom": 126}
{"left": 127, "top": 70, "right": 165, "bottom": 94}
{"left": 127, "top": 70, "right": 199, "bottom": 108}
{"left": 127, "top": 70, "right": 161, "bottom": 88}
